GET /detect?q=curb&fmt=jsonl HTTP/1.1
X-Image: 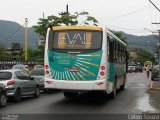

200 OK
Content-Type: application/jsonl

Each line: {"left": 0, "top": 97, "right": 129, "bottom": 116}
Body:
{"left": 148, "top": 82, "right": 160, "bottom": 91}
{"left": 149, "top": 88, "right": 160, "bottom": 90}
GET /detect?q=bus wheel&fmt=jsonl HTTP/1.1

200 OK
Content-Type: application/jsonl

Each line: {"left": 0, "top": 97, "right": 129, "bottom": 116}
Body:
{"left": 63, "top": 91, "right": 78, "bottom": 98}
{"left": 109, "top": 81, "right": 117, "bottom": 99}
{"left": 120, "top": 84, "right": 125, "bottom": 90}
{"left": 120, "top": 75, "right": 126, "bottom": 90}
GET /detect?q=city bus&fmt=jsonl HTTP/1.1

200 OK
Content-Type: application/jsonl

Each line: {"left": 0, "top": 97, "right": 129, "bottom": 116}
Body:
{"left": 44, "top": 26, "right": 128, "bottom": 98}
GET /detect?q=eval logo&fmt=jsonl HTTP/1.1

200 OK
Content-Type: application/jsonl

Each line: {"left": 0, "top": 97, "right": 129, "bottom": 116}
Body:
{"left": 58, "top": 33, "right": 92, "bottom": 45}
{"left": 68, "top": 68, "right": 79, "bottom": 72}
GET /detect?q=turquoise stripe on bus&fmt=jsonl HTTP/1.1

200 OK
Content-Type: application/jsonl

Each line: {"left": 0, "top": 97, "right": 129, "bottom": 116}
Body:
{"left": 109, "top": 62, "right": 115, "bottom": 82}
{"left": 48, "top": 50, "right": 103, "bottom": 81}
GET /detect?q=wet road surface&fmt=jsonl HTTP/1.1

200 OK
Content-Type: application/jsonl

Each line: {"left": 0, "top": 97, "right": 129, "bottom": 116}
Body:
{"left": 0, "top": 72, "right": 160, "bottom": 114}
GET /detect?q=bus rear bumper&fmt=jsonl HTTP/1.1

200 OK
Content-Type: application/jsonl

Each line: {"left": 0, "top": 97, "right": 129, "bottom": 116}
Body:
{"left": 44, "top": 78, "right": 107, "bottom": 91}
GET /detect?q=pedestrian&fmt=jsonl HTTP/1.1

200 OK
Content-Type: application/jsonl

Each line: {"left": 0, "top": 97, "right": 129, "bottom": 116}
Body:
{"left": 146, "top": 65, "right": 150, "bottom": 78}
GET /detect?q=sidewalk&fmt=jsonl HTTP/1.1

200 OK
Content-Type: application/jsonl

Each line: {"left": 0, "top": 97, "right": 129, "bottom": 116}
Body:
{"left": 149, "top": 81, "right": 160, "bottom": 90}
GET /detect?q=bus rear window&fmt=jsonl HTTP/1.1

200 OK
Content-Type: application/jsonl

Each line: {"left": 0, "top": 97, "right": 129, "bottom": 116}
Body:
{"left": 48, "top": 30, "right": 102, "bottom": 52}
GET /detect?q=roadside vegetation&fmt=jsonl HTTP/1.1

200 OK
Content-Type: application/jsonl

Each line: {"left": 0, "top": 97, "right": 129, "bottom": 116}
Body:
{"left": 0, "top": 10, "right": 154, "bottom": 63}
{"left": 129, "top": 48, "right": 155, "bottom": 65}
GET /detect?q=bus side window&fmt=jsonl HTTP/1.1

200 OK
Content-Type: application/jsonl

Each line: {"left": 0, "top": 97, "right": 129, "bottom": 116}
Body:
{"left": 113, "top": 40, "right": 117, "bottom": 63}
{"left": 107, "top": 36, "right": 110, "bottom": 62}
{"left": 115, "top": 42, "right": 118, "bottom": 63}
{"left": 107, "top": 35, "right": 114, "bottom": 62}
{"left": 109, "top": 41, "right": 114, "bottom": 62}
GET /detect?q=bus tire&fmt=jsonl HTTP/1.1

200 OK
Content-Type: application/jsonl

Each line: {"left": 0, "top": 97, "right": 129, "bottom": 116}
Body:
{"left": 109, "top": 80, "right": 117, "bottom": 99}
{"left": 120, "top": 84, "right": 125, "bottom": 90}
{"left": 63, "top": 91, "right": 78, "bottom": 98}
{"left": 120, "top": 75, "right": 126, "bottom": 90}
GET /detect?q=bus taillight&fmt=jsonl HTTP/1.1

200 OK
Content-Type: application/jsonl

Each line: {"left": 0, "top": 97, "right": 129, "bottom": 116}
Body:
{"left": 45, "top": 65, "right": 49, "bottom": 69}
{"left": 100, "top": 71, "right": 105, "bottom": 76}
{"left": 101, "top": 66, "right": 105, "bottom": 70}
{"left": 46, "top": 70, "right": 49, "bottom": 74}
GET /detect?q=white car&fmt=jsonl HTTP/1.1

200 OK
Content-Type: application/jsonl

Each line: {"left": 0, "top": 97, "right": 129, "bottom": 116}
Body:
{"left": 128, "top": 65, "right": 136, "bottom": 72}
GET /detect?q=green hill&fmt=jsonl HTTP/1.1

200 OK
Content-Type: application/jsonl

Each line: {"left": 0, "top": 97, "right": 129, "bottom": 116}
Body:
{"left": 0, "top": 20, "right": 158, "bottom": 53}
{"left": 121, "top": 32, "right": 158, "bottom": 53}
{"left": 0, "top": 20, "right": 38, "bottom": 48}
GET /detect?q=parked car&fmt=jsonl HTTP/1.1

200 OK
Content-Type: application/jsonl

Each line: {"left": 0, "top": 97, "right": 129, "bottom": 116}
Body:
{"left": 0, "top": 84, "right": 7, "bottom": 107}
{"left": 29, "top": 68, "right": 45, "bottom": 90}
{"left": 0, "top": 69, "right": 40, "bottom": 102}
{"left": 135, "top": 65, "right": 143, "bottom": 73}
{"left": 128, "top": 65, "right": 136, "bottom": 73}
{"left": 151, "top": 65, "right": 160, "bottom": 81}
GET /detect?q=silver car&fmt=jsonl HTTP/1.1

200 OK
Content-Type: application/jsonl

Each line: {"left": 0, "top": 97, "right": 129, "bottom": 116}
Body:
{"left": 0, "top": 69, "right": 40, "bottom": 102}
{"left": 30, "top": 68, "right": 45, "bottom": 90}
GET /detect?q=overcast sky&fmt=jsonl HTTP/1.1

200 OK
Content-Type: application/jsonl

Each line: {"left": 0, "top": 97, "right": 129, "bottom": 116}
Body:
{"left": 1, "top": 0, "right": 160, "bottom": 36}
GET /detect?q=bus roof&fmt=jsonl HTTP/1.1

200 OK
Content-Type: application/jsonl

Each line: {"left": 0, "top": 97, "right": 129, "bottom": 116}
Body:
{"left": 51, "top": 26, "right": 103, "bottom": 31}
{"left": 107, "top": 29, "right": 127, "bottom": 46}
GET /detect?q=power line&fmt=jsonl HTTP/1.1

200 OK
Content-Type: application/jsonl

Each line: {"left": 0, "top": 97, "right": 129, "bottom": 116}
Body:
{"left": 106, "top": 6, "right": 150, "bottom": 21}
{"left": 149, "top": 0, "right": 160, "bottom": 13}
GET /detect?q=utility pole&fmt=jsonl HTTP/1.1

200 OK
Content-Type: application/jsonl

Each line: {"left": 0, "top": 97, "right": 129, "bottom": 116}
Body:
{"left": 43, "top": 12, "right": 44, "bottom": 19}
{"left": 148, "top": 0, "right": 160, "bottom": 82}
{"left": 58, "top": 4, "right": 69, "bottom": 25}
{"left": 149, "top": 0, "right": 160, "bottom": 12}
{"left": 59, "top": 4, "right": 69, "bottom": 15}
{"left": 24, "top": 18, "right": 28, "bottom": 61}
{"left": 66, "top": 4, "right": 69, "bottom": 14}
{"left": 158, "top": 30, "right": 160, "bottom": 64}
{"left": 148, "top": 0, "right": 160, "bottom": 64}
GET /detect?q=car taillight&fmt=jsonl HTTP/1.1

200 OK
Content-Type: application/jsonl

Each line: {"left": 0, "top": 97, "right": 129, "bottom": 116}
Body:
{"left": 7, "top": 80, "right": 16, "bottom": 85}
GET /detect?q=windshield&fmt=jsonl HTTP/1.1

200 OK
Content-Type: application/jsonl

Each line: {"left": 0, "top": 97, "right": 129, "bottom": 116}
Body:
{"left": 48, "top": 30, "right": 102, "bottom": 53}
{"left": 30, "top": 69, "right": 44, "bottom": 76}
{"left": 0, "top": 72, "right": 12, "bottom": 80}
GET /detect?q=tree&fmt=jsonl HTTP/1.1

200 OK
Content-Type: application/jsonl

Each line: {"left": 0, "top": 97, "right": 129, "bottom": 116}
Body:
{"left": 33, "top": 11, "right": 98, "bottom": 39}
{"left": 0, "top": 44, "right": 8, "bottom": 60}
{"left": 33, "top": 16, "right": 60, "bottom": 39}
{"left": 130, "top": 48, "right": 155, "bottom": 65}
{"left": 33, "top": 11, "right": 99, "bottom": 59}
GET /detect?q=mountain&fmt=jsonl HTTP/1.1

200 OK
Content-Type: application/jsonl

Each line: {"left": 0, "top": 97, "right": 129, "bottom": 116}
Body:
{"left": 121, "top": 32, "right": 158, "bottom": 53}
{"left": 0, "top": 20, "right": 39, "bottom": 48}
{"left": 0, "top": 20, "right": 158, "bottom": 53}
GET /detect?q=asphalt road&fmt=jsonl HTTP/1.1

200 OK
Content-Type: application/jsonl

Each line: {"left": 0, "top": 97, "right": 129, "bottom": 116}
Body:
{"left": 0, "top": 72, "right": 160, "bottom": 115}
